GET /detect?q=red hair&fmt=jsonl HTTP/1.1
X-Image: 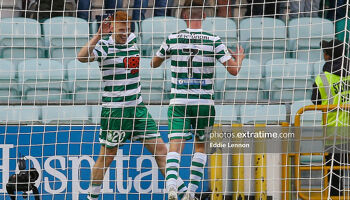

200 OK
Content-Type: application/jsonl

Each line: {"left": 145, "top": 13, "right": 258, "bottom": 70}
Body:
{"left": 110, "top": 11, "right": 132, "bottom": 22}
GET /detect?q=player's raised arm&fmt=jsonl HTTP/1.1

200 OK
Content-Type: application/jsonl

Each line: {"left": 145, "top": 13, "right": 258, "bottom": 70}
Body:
{"left": 151, "top": 40, "right": 170, "bottom": 68}
{"left": 151, "top": 56, "right": 165, "bottom": 68}
{"left": 222, "top": 45, "right": 245, "bottom": 76}
{"left": 77, "top": 17, "right": 113, "bottom": 63}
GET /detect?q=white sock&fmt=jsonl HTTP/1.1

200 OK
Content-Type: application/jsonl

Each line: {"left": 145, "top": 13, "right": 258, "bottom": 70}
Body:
{"left": 188, "top": 152, "right": 207, "bottom": 197}
{"left": 166, "top": 152, "right": 180, "bottom": 192}
{"left": 87, "top": 183, "right": 101, "bottom": 200}
{"left": 177, "top": 177, "right": 188, "bottom": 199}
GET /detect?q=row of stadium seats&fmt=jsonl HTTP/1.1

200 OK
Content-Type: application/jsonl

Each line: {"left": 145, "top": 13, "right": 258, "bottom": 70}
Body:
{"left": 0, "top": 16, "right": 334, "bottom": 64}
{"left": 0, "top": 59, "right": 102, "bottom": 101}
{"left": 0, "top": 58, "right": 323, "bottom": 101}
{"left": 0, "top": 17, "right": 89, "bottom": 65}
{"left": 140, "top": 16, "right": 334, "bottom": 63}
{"left": 0, "top": 100, "right": 321, "bottom": 125}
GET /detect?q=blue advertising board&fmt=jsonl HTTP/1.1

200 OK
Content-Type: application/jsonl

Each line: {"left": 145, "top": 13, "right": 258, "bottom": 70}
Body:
{"left": 0, "top": 125, "right": 209, "bottom": 199}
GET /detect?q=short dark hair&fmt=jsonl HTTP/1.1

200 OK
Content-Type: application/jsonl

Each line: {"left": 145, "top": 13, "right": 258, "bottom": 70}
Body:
{"left": 321, "top": 39, "right": 345, "bottom": 59}
{"left": 182, "top": 0, "right": 205, "bottom": 19}
{"left": 183, "top": 0, "right": 204, "bottom": 7}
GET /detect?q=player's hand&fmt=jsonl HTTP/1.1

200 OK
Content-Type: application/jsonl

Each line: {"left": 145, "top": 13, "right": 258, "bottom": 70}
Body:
{"left": 229, "top": 45, "right": 245, "bottom": 62}
{"left": 96, "top": 16, "right": 113, "bottom": 37}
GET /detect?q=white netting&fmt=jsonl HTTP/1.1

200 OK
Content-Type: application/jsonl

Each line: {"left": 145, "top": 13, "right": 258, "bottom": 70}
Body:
{"left": 0, "top": 0, "right": 349, "bottom": 199}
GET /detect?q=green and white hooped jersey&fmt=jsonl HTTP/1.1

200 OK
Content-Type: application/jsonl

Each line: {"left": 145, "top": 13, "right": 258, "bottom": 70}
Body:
{"left": 156, "top": 28, "right": 232, "bottom": 105}
{"left": 93, "top": 33, "right": 142, "bottom": 108}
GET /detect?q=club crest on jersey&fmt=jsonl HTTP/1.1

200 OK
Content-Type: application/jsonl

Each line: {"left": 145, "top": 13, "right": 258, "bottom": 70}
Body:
{"left": 123, "top": 56, "right": 140, "bottom": 74}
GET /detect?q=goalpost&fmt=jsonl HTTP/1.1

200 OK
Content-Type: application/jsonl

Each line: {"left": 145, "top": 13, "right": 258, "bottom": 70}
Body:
{"left": 0, "top": 0, "right": 349, "bottom": 199}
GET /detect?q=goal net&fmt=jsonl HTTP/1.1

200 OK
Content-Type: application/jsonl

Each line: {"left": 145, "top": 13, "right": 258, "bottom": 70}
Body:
{"left": 0, "top": 0, "right": 349, "bottom": 199}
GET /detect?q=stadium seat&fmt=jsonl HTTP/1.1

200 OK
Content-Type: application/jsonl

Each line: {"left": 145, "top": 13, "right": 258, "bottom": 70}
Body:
{"left": 239, "top": 104, "right": 286, "bottom": 124}
{"left": 294, "top": 49, "right": 324, "bottom": 63}
{"left": 18, "top": 59, "right": 70, "bottom": 101}
{"left": 90, "top": 20, "right": 99, "bottom": 36}
{"left": 290, "top": 100, "right": 322, "bottom": 125}
{"left": 67, "top": 60, "right": 102, "bottom": 101}
{"left": 215, "top": 59, "right": 264, "bottom": 101}
{"left": 147, "top": 105, "right": 168, "bottom": 124}
{"left": 139, "top": 57, "right": 167, "bottom": 102}
{"left": 313, "top": 61, "right": 325, "bottom": 79}
{"left": 202, "top": 17, "right": 237, "bottom": 49}
{"left": 264, "top": 58, "right": 314, "bottom": 101}
{"left": 43, "top": 17, "right": 90, "bottom": 65}
{"left": 240, "top": 17, "right": 287, "bottom": 64}
{"left": 149, "top": 105, "right": 240, "bottom": 124}
{"left": 214, "top": 62, "right": 226, "bottom": 100}
{"left": 140, "top": 17, "right": 187, "bottom": 56}
{"left": 42, "top": 105, "right": 91, "bottom": 124}
{"left": 215, "top": 104, "right": 240, "bottom": 124}
{"left": 0, "top": 106, "right": 41, "bottom": 124}
{"left": 0, "top": 18, "right": 44, "bottom": 60}
{"left": 288, "top": 17, "right": 334, "bottom": 62}
{"left": 0, "top": 59, "right": 19, "bottom": 100}
{"left": 90, "top": 105, "right": 102, "bottom": 124}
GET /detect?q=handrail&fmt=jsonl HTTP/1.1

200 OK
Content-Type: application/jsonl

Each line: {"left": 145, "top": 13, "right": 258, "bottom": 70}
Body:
{"left": 286, "top": 104, "right": 350, "bottom": 200}
{"left": 294, "top": 104, "right": 350, "bottom": 127}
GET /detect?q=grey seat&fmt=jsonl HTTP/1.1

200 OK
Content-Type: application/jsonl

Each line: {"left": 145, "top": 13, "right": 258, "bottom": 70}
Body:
{"left": 0, "top": 59, "right": 19, "bottom": 100}
{"left": 0, "top": 106, "right": 41, "bottom": 124}
{"left": 140, "top": 17, "right": 186, "bottom": 56}
{"left": 139, "top": 57, "right": 167, "bottom": 102}
{"left": 215, "top": 59, "right": 264, "bottom": 101}
{"left": 67, "top": 60, "right": 102, "bottom": 101}
{"left": 147, "top": 105, "right": 168, "bottom": 125}
{"left": 18, "top": 59, "right": 70, "bottom": 101}
{"left": 43, "top": 17, "right": 90, "bottom": 65}
{"left": 240, "top": 17, "right": 287, "bottom": 65}
{"left": 291, "top": 100, "right": 322, "bottom": 126}
{"left": 264, "top": 58, "right": 314, "bottom": 101}
{"left": 215, "top": 105, "right": 240, "bottom": 124}
{"left": 42, "top": 105, "right": 91, "bottom": 124}
{"left": 90, "top": 105, "right": 102, "bottom": 124}
{"left": 0, "top": 17, "right": 44, "bottom": 60}
{"left": 288, "top": 17, "right": 334, "bottom": 62}
{"left": 202, "top": 17, "right": 237, "bottom": 49}
{"left": 239, "top": 104, "right": 286, "bottom": 125}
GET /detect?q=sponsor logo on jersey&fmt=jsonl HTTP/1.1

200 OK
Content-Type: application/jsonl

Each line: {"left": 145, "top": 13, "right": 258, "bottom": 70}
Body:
{"left": 123, "top": 56, "right": 140, "bottom": 75}
{"left": 177, "top": 78, "right": 207, "bottom": 85}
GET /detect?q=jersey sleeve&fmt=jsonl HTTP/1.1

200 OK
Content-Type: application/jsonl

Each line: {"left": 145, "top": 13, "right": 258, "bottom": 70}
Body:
{"left": 127, "top": 33, "right": 140, "bottom": 52}
{"left": 127, "top": 33, "right": 138, "bottom": 45}
{"left": 214, "top": 38, "right": 232, "bottom": 64}
{"left": 156, "top": 37, "right": 171, "bottom": 59}
{"left": 93, "top": 40, "right": 108, "bottom": 62}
